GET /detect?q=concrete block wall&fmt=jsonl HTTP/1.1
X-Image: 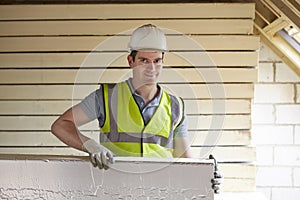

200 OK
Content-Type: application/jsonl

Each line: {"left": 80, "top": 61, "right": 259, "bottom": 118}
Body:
{"left": 253, "top": 42, "right": 300, "bottom": 200}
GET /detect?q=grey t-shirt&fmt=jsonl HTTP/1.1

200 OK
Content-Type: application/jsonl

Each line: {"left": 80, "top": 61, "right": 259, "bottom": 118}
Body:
{"left": 79, "top": 79, "right": 188, "bottom": 137}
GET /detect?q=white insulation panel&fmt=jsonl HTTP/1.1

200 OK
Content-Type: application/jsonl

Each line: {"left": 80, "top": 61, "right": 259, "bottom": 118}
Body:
{"left": 0, "top": 157, "right": 214, "bottom": 199}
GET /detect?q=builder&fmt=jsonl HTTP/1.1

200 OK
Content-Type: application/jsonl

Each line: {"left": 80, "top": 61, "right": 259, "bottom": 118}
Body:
{"left": 51, "top": 24, "right": 221, "bottom": 192}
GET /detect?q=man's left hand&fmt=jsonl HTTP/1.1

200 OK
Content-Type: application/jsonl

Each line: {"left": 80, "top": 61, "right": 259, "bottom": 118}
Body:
{"left": 209, "top": 154, "right": 223, "bottom": 194}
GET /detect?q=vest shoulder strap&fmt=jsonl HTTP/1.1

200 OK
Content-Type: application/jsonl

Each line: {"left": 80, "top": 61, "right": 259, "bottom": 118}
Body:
{"left": 169, "top": 94, "right": 184, "bottom": 130}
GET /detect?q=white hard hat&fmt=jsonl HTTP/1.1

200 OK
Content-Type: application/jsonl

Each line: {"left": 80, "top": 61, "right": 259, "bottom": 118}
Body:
{"left": 128, "top": 24, "right": 168, "bottom": 52}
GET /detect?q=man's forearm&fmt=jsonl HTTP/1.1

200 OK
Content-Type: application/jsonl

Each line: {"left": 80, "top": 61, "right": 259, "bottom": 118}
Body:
{"left": 51, "top": 119, "right": 90, "bottom": 152}
{"left": 173, "top": 137, "right": 193, "bottom": 158}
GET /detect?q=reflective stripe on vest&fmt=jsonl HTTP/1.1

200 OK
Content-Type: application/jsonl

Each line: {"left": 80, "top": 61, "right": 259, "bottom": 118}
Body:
{"left": 100, "top": 82, "right": 183, "bottom": 158}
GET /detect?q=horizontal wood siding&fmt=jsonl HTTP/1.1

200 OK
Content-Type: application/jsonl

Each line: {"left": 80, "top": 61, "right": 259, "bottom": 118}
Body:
{"left": 0, "top": 52, "right": 258, "bottom": 67}
{"left": 0, "top": 35, "right": 260, "bottom": 52}
{"left": 0, "top": 4, "right": 255, "bottom": 19}
{"left": 0, "top": 69, "right": 257, "bottom": 83}
{"left": 0, "top": 3, "right": 258, "bottom": 192}
{"left": 0, "top": 99, "right": 251, "bottom": 114}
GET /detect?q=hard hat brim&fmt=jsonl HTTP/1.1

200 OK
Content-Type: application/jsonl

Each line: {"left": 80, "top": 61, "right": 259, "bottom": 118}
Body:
{"left": 128, "top": 48, "right": 168, "bottom": 53}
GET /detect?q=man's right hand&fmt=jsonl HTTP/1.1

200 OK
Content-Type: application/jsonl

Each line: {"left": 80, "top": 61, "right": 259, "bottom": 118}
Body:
{"left": 82, "top": 139, "right": 114, "bottom": 170}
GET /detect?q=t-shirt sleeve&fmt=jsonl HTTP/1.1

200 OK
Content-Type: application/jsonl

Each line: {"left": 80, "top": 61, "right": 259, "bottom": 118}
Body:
{"left": 173, "top": 99, "right": 188, "bottom": 138}
{"left": 78, "top": 86, "right": 105, "bottom": 127}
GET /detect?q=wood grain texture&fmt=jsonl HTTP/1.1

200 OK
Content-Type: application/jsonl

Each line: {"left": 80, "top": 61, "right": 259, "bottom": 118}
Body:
{"left": 0, "top": 115, "right": 250, "bottom": 131}
{"left": 0, "top": 68, "right": 257, "bottom": 84}
{"left": 0, "top": 4, "right": 255, "bottom": 20}
{"left": 0, "top": 52, "right": 258, "bottom": 68}
{"left": 0, "top": 20, "right": 254, "bottom": 36}
{"left": 0, "top": 99, "right": 251, "bottom": 115}
{"left": 0, "top": 35, "right": 260, "bottom": 52}
{"left": 0, "top": 84, "right": 254, "bottom": 99}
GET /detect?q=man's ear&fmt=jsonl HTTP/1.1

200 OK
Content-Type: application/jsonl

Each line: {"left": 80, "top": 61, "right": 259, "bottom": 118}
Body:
{"left": 127, "top": 55, "right": 134, "bottom": 68}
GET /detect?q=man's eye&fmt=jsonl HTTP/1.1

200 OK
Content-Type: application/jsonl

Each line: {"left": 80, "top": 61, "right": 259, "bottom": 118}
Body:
{"left": 154, "top": 59, "right": 163, "bottom": 64}
{"left": 142, "top": 59, "right": 148, "bottom": 63}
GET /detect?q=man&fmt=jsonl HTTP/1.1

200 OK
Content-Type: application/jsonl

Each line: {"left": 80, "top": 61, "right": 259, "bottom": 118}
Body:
{"left": 51, "top": 24, "right": 192, "bottom": 166}
{"left": 51, "top": 24, "right": 221, "bottom": 192}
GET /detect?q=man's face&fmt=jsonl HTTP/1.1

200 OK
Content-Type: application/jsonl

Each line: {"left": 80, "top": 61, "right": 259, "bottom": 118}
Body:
{"left": 128, "top": 51, "right": 163, "bottom": 87}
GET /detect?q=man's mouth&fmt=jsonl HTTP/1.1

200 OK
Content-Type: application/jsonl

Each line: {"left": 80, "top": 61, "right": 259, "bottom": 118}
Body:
{"left": 144, "top": 73, "right": 156, "bottom": 77}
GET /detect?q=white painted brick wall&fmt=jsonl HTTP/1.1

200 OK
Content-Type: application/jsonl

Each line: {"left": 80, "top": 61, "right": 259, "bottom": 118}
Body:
{"left": 258, "top": 63, "right": 274, "bottom": 82}
{"left": 252, "top": 105, "right": 275, "bottom": 124}
{"left": 276, "top": 105, "right": 300, "bottom": 124}
{"left": 272, "top": 188, "right": 300, "bottom": 200}
{"left": 274, "top": 146, "right": 300, "bottom": 166}
{"left": 252, "top": 125, "right": 293, "bottom": 145}
{"left": 254, "top": 42, "right": 300, "bottom": 200}
{"left": 256, "top": 188, "right": 271, "bottom": 200}
{"left": 275, "top": 63, "right": 300, "bottom": 82}
{"left": 255, "top": 146, "right": 273, "bottom": 165}
{"left": 295, "top": 126, "right": 300, "bottom": 144}
{"left": 256, "top": 167, "right": 292, "bottom": 186}
{"left": 297, "top": 84, "right": 300, "bottom": 103}
{"left": 294, "top": 168, "right": 300, "bottom": 186}
{"left": 254, "top": 84, "right": 294, "bottom": 103}
{"left": 259, "top": 43, "right": 281, "bottom": 62}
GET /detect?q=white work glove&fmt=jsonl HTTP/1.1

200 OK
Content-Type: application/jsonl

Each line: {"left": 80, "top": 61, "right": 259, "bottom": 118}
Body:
{"left": 82, "top": 139, "right": 114, "bottom": 170}
{"left": 209, "top": 154, "right": 223, "bottom": 194}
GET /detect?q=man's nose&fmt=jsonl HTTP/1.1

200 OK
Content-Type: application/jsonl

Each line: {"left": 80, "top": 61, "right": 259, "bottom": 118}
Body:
{"left": 146, "top": 62, "right": 156, "bottom": 70}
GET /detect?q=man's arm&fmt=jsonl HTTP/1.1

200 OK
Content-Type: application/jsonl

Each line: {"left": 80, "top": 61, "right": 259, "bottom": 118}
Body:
{"left": 51, "top": 87, "right": 104, "bottom": 151}
{"left": 173, "top": 136, "right": 193, "bottom": 158}
{"left": 172, "top": 115, "right": 193, "bottom": 157}
{"left": 51, "top": 104, "right": 92, "bottom": 151}
{"left": 51, "top": 104, "right": 114, "bottom": 169}
{"left": 172, "top": 99, "right": 193, "bottom": 158}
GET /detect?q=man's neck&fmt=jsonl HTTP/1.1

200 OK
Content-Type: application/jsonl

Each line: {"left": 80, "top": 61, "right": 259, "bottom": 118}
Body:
{"left": 131, "top": 80, "right": 158, "bottom": 105}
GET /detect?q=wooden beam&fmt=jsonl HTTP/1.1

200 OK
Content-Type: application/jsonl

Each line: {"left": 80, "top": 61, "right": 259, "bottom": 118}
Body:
{"left": 0, "top": 84, "right": 254, "bottom": 100}
{"left": 263, "top": 18, "right": 289, "bottom": 36}
{"left": 0, "top": 68, "right": 257, "bottom": 84}
{"left": 0, "top": 35, "right": 260, "bottom": 52}
{"left": 0, "top": 99, "right": 251, "bottom": 115}
{"left": 0, "top": 52, "right": 259, "bottom": 68}
{"left": 0, "top": 3, "right": 255, "bottom": 20}
{"left": 0, "top": 0, "right": 256, "bottom": 5}
{"left": 255, "top": 25, "right": 300, "bottom": 76}
{"left": 254, "top": 0, "right": 300, "bottom": 77}
{"left": 0, "top": 19, "right": 254, "bottom": 36}
{"left": 0, "top": 115, "right": 251, "bottom": 130}
{"left": 271, "top": 0, "right": 300, "bottom": 28}
{"left": 0, "top": 130, "right": 251, "bottom": 146}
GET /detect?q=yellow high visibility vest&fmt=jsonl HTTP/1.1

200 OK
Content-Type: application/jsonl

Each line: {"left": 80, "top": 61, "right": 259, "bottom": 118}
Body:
{"left": 100, "top": 82, "right": 183, "bottom": 158}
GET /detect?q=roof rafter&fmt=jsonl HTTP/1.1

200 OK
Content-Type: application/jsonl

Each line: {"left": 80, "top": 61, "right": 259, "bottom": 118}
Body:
{"left": 254, "top": 0, "right": 300, "bottom": 76}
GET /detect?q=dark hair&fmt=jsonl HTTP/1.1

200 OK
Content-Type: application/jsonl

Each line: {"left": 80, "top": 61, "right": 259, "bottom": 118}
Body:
{"left": 129, "top": 50, "right": 138, "bottom": 62}
{"left": 129, "top": 50, "right": 165, "bottom": 62}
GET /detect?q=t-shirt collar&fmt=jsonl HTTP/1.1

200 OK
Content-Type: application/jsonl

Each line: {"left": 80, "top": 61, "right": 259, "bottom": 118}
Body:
{"left": 126, "top": 78, "right": 162, "bottom": 104}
